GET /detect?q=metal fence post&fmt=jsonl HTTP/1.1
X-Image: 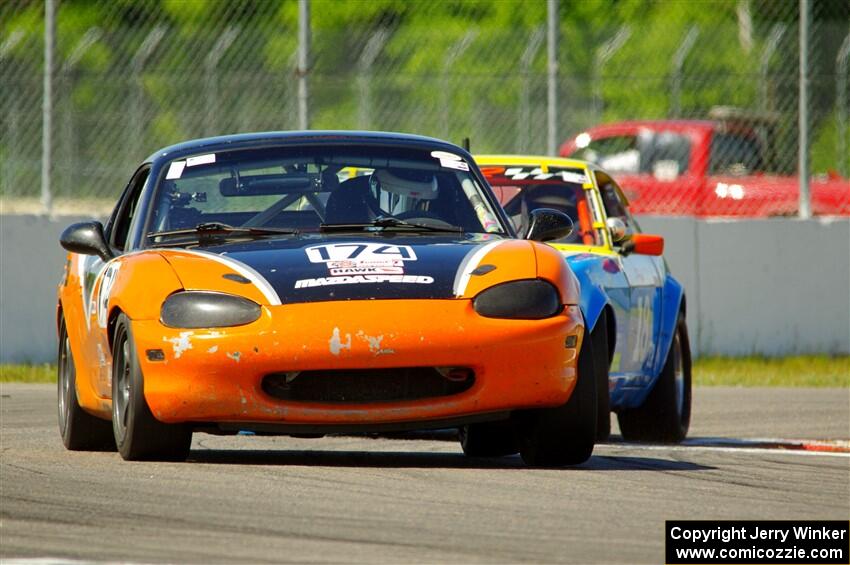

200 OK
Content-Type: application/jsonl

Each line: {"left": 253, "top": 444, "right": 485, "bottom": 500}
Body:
{"left": 131, "top": 26, "right": 166, "bottom": 161}
{"left": 798, "top": 0, "right": 811, "bottom": 219}
{"left": 205, "top": 26, "right": 240, "bottom": 137}
{"left": 593, "top": 26, "right": 630, "bottom": 123}
{"left": 546, "top": 0, "right": 558, "bottom": 155}
{"left": 518, "top": 26, "right": 545, "bottom": 153}
{"left": 357, "top": 28, "right": 389, "bottom": 131}
{"left": 671, "top": 26, "right": 699, "bottom": 118}
{"left": 42, "top": 0, "right": 56, "bottom": 214}
{"left": 440, "top": 30, "right": 477, "bottom": 139}
{"left": 297, "top": 0, "right": 310, "bottom": 130}
{"left": 837, "top": 30, "right": 850, "bottom": 178}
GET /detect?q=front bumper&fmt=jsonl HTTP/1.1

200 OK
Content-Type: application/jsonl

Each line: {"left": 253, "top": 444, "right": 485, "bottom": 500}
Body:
{"left": 132, "top": 299, "right": 584, "bottom": 427}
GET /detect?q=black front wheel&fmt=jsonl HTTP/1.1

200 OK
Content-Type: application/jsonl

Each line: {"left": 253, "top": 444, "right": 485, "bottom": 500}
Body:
{"left": 617, "top": 311, "right": 691, "bottom": 443}
{"left": 112, "top": 314, "right": 192, "bottom": 461}
{"left": 57, "top": 314, "right": 115, "bottom": 451}
{"left": 459, "top": 420, "right": 519, "bottom": 457}
{"left": 591, "top": 309, "right": 611, "bottom": 442}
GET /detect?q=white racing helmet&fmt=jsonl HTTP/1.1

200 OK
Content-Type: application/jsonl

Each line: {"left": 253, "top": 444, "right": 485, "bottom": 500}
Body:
{"left": 370, "top": 168, "right": 439, "bottom": 200}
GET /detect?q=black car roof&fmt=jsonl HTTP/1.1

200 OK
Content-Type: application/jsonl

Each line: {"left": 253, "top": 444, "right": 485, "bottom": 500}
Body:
{"left": 145, "top": 130, "right": 471, "bottom": 163}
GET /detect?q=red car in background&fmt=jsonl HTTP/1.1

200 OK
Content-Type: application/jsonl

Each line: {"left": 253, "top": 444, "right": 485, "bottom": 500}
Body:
{"left": 560, "top": 113, "right": 849, "bottom": 217}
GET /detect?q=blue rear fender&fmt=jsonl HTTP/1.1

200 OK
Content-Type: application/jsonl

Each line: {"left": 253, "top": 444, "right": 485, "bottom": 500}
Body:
{"left": 564, "top": 252, "right": 684, "bottom": 410}
{"left": 654, "top": 275, "right": 685, "bottom": 377}
{"left": 618, "top": 275, "right": 685, "bottom": 409}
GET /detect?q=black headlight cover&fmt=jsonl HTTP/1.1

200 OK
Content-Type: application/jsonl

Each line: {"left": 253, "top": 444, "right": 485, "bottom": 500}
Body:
{"left": 160, "top": 291, "right": 261, "bottom": 329}
{"left": 473, "top": 279, "right": 563, "bottom": 320}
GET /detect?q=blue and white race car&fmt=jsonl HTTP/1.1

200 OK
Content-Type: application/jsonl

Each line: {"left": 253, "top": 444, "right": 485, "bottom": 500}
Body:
{"left": 478, "top": 155, "right": 691, "bottom": 442}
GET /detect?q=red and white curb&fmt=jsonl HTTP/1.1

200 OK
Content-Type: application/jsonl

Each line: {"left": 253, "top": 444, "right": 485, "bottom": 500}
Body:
{"left": 683, "top": 437, "right": 850, "bottom": 453}
{"left": 603, "top": 437, "right": 850, "bottom": 457}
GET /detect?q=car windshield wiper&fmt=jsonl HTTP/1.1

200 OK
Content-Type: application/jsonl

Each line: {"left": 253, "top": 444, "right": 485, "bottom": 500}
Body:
{"left": 147, "top": 222, "right": 298, "bottom": 245}
{"left": 319, "top": 216, "right": 463, "bottom": 234}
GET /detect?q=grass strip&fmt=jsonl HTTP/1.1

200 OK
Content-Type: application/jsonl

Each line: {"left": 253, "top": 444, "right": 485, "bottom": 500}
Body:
{"left": 693, "top": 355, "right": 849, "bottom": 387}
{"left": 1, "top": 364, "right": 56, "bottom": 383}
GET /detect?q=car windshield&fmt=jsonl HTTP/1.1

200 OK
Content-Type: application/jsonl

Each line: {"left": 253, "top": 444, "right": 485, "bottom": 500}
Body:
{"left": 481, "top": 166, "right": 604, "bottom": 246}
{"left": 147, "top": 145, "right": 505, "bottom": 244}
{"left": 709, "top": 132, "right": 766, "bottom": 175}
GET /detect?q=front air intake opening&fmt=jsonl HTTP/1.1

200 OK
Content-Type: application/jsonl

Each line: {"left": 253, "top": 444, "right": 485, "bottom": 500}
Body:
{"left": 261, "top": 367, "right": 475, "bottom": 403}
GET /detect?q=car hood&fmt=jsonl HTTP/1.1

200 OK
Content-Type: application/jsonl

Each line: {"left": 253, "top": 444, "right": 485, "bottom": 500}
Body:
{"left": 157, "top": 234, "right": 537, "bottom": 305}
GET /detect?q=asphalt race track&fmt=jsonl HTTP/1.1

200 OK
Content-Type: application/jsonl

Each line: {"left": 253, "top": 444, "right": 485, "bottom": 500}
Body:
{"left": 1, "top": 384, "right": 848, "bottom": 564}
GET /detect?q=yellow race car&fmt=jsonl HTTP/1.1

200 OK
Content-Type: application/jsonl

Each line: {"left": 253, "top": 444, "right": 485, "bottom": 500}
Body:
{"left": 477, "top": 155, "right": 691, "bottom": 444}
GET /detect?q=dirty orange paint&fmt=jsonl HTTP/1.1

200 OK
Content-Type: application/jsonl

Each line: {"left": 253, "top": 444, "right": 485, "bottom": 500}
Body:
{"left": 59, "top": 244, "right": 585, "bottom": 427}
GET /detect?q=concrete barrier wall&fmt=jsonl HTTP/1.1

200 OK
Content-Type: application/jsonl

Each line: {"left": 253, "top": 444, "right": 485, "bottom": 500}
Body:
{"left": 0, "top": 215, "right": 103, "bottom": 364}
{"left": 1, "top": 214, "right": 848, "bottom": 363}
{"left": 638, "top": 216, "right": 850, "bottom": 357}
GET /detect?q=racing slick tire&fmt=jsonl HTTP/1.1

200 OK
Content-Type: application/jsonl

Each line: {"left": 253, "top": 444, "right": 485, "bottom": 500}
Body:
{"left": 617, "top": 311, "right": 691, "bottom": 443}
{"left": 591, "top": 309, "right": 611, "bottom": 442}
{"left": 112, "top": 314, "right": 192, "bottom": 461}
{"left": 57, "top": 314, "right": 116, "bottom": 451}
{"left": 459, "top": 420, "right": 520, "bottom": 457}
{"left": 516, "top": 329, "right": 597, "bottom": 467}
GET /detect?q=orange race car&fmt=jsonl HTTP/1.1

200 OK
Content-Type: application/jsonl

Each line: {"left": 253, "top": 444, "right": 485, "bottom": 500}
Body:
{"left": 57, "top": 131, "right": 595, "bottom": 466}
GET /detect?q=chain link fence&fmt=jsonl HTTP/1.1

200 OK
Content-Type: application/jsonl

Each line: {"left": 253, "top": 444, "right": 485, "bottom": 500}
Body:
{"left": 1, "top": 0, "right": 848, "bottom": 215}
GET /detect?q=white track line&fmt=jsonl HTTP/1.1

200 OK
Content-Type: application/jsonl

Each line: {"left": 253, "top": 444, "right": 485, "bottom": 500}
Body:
{"left": 684, "top": 436, "right": 850, "bottom": 447}
{"left": 597, "top": 443, "right": 850, "bottom": 459}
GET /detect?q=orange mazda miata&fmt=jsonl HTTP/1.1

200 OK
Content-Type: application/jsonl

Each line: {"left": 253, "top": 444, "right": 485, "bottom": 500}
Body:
{"left": 57, "top": 131, "right": 596, "bottom": 466}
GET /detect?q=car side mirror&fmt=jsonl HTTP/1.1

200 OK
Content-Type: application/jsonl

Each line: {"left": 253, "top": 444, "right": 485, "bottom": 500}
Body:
{"left": 524, "top": 208, "right": 573, "bottom": 242}
{"left": 606, "top": 217, "right": 627, "bottom": 242}
{"left": 60, "top": 221, "right": 114, "bottom": 262}
{"left": 621, "top": 233, "right": 664, "bottom": 256}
